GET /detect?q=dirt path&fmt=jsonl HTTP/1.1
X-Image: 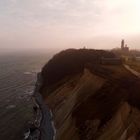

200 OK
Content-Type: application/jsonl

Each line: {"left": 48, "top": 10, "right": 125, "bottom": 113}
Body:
{"left": 124, "top": 65, "right": 140, "bottom": 78}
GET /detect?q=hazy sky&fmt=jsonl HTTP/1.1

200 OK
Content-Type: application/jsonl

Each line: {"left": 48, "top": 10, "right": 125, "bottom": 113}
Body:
{"left": 0, "top": 0, "right": 140, "bottom": 53}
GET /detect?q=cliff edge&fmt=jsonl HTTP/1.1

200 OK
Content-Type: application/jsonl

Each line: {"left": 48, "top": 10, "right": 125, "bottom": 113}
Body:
{"left": 40, "top": 49, "right": 140, "bottom": 140}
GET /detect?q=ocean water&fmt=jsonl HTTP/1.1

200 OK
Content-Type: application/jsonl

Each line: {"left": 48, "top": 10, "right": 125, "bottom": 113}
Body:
{"left": 0, "top": 54, "right": 49, "bottom": 140}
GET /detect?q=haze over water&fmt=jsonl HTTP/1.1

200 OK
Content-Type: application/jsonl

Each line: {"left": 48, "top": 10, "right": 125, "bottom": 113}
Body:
{"left": 0, "top": 0, "right": 140, "bottom": 53}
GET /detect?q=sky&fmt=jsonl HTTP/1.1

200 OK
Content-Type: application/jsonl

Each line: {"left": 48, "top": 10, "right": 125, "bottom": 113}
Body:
{"left": 0, "top": 0, "right": 140, "bottom": 53}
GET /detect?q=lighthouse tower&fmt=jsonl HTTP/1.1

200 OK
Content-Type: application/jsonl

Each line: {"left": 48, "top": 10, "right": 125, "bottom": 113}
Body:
{"left": 121, "top": 39, "right": 129, "bottom": 52}
{"left": 121, "top": 39, "right": 125, "bottom": 50}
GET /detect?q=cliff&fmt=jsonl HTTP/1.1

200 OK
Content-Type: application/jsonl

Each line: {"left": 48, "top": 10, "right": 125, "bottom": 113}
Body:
{"left": 45, "top": 68, "right": 105, "bottom": 140}
{"left": 40, "top": 49, "right": 140, "bottom": 140}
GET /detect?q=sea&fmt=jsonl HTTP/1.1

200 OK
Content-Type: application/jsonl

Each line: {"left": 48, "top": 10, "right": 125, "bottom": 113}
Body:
{"left": 0, "top": 53, "right": 50, "bottom": 140}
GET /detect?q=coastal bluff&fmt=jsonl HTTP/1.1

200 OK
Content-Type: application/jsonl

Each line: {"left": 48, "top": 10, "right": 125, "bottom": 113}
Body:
{"left": 32, "top": 48, "right": 140, "bottom": 140}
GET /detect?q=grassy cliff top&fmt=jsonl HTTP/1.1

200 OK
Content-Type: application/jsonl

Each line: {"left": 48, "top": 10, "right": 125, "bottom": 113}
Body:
{"left": 40, "top": 49, "right": 116, "bottom": 93}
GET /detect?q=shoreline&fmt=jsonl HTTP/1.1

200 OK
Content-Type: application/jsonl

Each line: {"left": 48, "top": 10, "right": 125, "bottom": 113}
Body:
{"left": 24, "top": 73, "right": 56, "bottom": 140}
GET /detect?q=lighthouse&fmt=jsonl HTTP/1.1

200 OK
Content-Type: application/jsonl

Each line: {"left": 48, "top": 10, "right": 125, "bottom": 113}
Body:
{"left": 121, "top": 39, "right": 129, "bottom": 52}
{"left": 121, "top": 39, "right": 125, "bottom": 50}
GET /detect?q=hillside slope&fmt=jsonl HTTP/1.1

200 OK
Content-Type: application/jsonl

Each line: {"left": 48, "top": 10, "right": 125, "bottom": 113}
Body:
{"left": 45, "top": 69, "right": 105, "bottom": 140}
{"left": 40, "top": 49, "right": 140, "bottom": 140}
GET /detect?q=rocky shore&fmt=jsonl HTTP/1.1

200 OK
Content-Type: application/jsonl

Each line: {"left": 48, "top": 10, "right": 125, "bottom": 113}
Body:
{"left": 24, "top": 73, "right": 55, "bottom": 140}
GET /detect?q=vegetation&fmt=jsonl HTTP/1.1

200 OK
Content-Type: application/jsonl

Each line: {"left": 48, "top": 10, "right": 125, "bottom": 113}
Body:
{"left": 41, "top": 48, "right": 116, "bottom": 93}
